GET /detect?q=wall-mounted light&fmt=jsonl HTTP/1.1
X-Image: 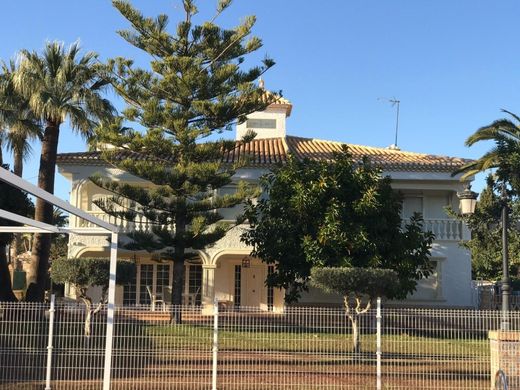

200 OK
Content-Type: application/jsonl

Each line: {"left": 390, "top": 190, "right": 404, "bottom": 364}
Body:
{"left": 241, "top": 257, "right": 251, "bottom": 268}
{"left": 132, "top": 252, "right": 139, "bottom": 263}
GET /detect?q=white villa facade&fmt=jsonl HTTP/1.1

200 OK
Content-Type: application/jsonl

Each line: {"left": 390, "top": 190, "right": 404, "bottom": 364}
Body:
{"left": 56, "top": 90, "right": 474, "bottom": 311}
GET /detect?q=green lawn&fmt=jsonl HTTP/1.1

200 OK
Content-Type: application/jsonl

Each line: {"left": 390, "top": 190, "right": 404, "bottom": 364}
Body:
{"left": 142, "top": 324, "right": 489, "bottom": 357}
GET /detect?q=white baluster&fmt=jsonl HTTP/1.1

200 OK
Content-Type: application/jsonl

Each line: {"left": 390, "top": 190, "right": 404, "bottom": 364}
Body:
{"left": 137, "top": 215, "right": 143, "bottom": 232}
{"left": 456, "top": 220, "right": 462, "bottom": 240}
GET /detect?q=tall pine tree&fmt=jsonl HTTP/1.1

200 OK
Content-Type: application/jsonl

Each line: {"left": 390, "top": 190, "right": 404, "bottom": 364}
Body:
{"left": 91, "top": 0, "right": 275, "bottom": 319}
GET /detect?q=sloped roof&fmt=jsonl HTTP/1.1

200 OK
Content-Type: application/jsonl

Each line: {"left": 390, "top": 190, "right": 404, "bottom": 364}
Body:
{"left": 260, "top": 90, "right": 292, "bottom": 117}
{"left": 257, "top": 79, "right": 292, "bottom": 116}
{"left": 285, "top": 136, "right": 470, "bottom": 172}
{"left": 56, "top": 135, "right": 470, "bottom": 173}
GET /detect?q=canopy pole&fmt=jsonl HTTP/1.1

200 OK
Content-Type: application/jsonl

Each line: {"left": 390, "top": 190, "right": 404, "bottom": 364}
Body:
{"left": 103, "top": 232, "right": 118, "bottom": 390}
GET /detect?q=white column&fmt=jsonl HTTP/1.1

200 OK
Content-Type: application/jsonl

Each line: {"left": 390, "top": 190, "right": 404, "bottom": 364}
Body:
{"left": 201, "top": 264, "right": 217, "bottom": 315}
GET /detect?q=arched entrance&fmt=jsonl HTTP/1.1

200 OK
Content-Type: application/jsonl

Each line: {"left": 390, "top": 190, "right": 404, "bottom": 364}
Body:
{"left": 210, "top": 252, "right": 284, "bottom": 312}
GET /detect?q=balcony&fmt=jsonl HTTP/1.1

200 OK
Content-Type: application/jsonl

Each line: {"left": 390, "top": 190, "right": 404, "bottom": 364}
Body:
{"left": 75, "top": 211, "right": 172, "bottom": 233}
{"left": 76, "top": 212, "right": 463, "bottom": 241}
{"left": 403, "top": 218, "right": 463, "bottom": 241}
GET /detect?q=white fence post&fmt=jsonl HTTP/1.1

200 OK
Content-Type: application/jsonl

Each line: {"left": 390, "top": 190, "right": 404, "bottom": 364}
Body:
{"left": 45, "top": 294, "right": 56, "bottom": 390}
{"left": 103, "top": 232, "right": 119, "bottom": 390}
{"left": 376, "top": 297, "right": 382, "bottom": 390}
{"left": 212, "top": 298, "right": 219, "bottom": 390}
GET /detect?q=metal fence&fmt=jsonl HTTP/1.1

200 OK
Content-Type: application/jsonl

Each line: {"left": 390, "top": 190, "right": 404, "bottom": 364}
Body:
{"left": 1, "top": 300, "right": 518, "bottom": 389}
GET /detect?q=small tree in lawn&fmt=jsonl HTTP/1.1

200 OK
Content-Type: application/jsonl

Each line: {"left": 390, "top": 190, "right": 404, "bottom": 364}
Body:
{"left": 51, "top": 257, "right": 135, "bottom": 336}
{"left": 90, "top": 0, "right": 275, "bottom": 321}
{"left": 242, "top": 147, "right": 434, "bottom": 309}
{"left": 311, "top": 267, "right": 400, "bottom": 352}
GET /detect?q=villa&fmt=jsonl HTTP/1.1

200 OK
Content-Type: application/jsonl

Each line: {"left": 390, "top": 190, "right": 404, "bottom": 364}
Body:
{"left": 56, "top": 87, "right": 473, "bottom": 312}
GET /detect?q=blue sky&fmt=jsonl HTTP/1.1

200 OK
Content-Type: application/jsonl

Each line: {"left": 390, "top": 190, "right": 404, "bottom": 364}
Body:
{"left": 2, "top": 0, "right": 519, "bottom": 200}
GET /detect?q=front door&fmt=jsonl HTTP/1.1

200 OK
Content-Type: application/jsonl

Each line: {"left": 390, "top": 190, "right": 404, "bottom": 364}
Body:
{"left": 242, "top": 265, "right": 262, "bottom": 308}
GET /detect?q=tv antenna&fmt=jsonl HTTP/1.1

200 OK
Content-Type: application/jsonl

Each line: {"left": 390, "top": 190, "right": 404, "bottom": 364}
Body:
{"left": 378, "top": 97, "right": 401, "bottom": 150}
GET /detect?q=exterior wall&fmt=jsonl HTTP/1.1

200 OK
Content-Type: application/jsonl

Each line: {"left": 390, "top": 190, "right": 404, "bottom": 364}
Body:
{"left": 58, "top": 162, "right": 474, "bottom": 309}
{"left": 298, "top": 240, "right": 472, "bottom": 308}
{"left": 236, "top": 108, "right": 287, "bottom": 140}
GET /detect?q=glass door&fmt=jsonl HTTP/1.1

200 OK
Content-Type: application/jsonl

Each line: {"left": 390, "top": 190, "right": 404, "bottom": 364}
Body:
{"left": 139, "top": 264, "right": 153, "bottom": 305}
{"left": 186, "top": 264, "right": 202, "bottom": 305}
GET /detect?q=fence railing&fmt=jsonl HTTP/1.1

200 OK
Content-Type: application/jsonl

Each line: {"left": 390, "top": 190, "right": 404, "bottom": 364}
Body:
{"left": 1, "top": 301, "right": 518, "bottom": 389}
{"left": 473, "top": 281, "right": 520, "bottom": 310}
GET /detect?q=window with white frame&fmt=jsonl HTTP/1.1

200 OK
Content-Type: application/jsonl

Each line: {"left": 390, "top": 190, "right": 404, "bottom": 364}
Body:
{"left": 409, "top": 259, "right": 442, "bottom": 301}
{"left": 246, "top": 118, "right": 276, "bottom": 129}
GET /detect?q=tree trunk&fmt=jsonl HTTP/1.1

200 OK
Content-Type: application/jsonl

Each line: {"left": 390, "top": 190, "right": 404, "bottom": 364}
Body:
{"left": 0, "top": 243, "right": 17, "bottom": 301}
{"left": 10, "top": 149, "right": 24, "bottom": 269}
{"left": 0, "top": 141, "right": 17, "bottom": 302}
{"left": 26, "top": 122, "right": 60, "bottom": 302}
{"left": 80, "top": 294, "right": 103, "bottom": 337}
{"left": 171, "top": 205, "right": 187, "bottom": 323}
{"left": 344, "top": 296, "right": 370, "bottom": 354}
{"left": 351, "top": 315, "right": 360, "bottom": 353}
{"left": 13, "top": 148, "right": 23, "bottom": 177}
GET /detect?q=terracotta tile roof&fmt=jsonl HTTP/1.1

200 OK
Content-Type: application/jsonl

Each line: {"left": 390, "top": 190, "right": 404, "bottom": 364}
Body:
{"left": 56, "top": 135, "right": 470, "bottom": 173}
{"left": 222, "top": 137, "right": 287, "bottom": 165}
{"left": 260, "top": 90, "right": 292, "bottom": 117}
{"left": 285, "top": 136, "right": 471, "bottom": 172}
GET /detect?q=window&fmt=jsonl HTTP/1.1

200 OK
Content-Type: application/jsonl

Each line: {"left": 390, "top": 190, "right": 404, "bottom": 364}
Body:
{"left": 123, "top": 272, "right": 137, "bottom": 305}
{"left": 246, "top": 118, "right": 276, "bottom": 129}
{"left": 139, "top": 264, "right": 154, "bottom": 305}
{"left": 234, "top": 265, "right": 242, "bottom": 308}
{"left": 188, "top": 264, "right": 202, "bottom": 305}
{"left": 402, "top": 196, "right": 423, "bottom": 219}
{"left": 156, "top": 264, "right": 170, "bottom": 296}
{"left": 410, "top": 260, "right": 442, "bottom": 301}
{"left": 267, "top": 266, "right": 274, "bottom": 311}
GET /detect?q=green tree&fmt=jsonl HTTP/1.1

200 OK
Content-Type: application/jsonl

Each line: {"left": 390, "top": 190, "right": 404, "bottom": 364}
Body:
{"left": 51, "top": 257, "right": 135, "bottom": 336}
{"left": 453, "top": 110, "right": 520, "bottom": 286}
{"left": 0, "top": 61, "right": 42, "bottom": 265}
{"left": 242, "top": 147, "right": 434, "bottom": 303}
{"left": 14, "top": 42, "right": 115, "bottom": 301}
{"left": 0, "top": 60, "right": 42, "bottom": 177}
{"left": 311, "top": 267, "right": 400, "bottom": 352}
{"left": 90, "top": 0, "right": 274, "bottom": 320}
{"left": 0, "top": 164, "right": 33, "bottom": 301}
{"left": 455, "top": 109, "right": 520, "bottom": 193}
{"left": 453, "top": 176, "right": 520, "bottom": 281}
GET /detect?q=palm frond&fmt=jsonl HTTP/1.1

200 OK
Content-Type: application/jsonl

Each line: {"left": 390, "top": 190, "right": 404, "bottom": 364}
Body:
{"left": 14, "top": 41, "right": 115, "bottom": 129}
{"left": 457, "top": 110, "right": 520, "bottom": 182}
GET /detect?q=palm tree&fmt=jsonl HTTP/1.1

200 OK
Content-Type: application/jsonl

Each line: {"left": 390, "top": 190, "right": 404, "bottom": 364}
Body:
{"left": 454, "top": 110, "right": 520, "bottom": 185}
{"left": 0, "top": 61, "right": 42, "bottom": 301}
{"left": 14, "top": 41, "right": 115, "bottom": 301}
{"left": 0, "top": 61, "right": 42, "bottom": 276}
{"left": 0, "top": 61, "right": 42, "bottom": 176}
